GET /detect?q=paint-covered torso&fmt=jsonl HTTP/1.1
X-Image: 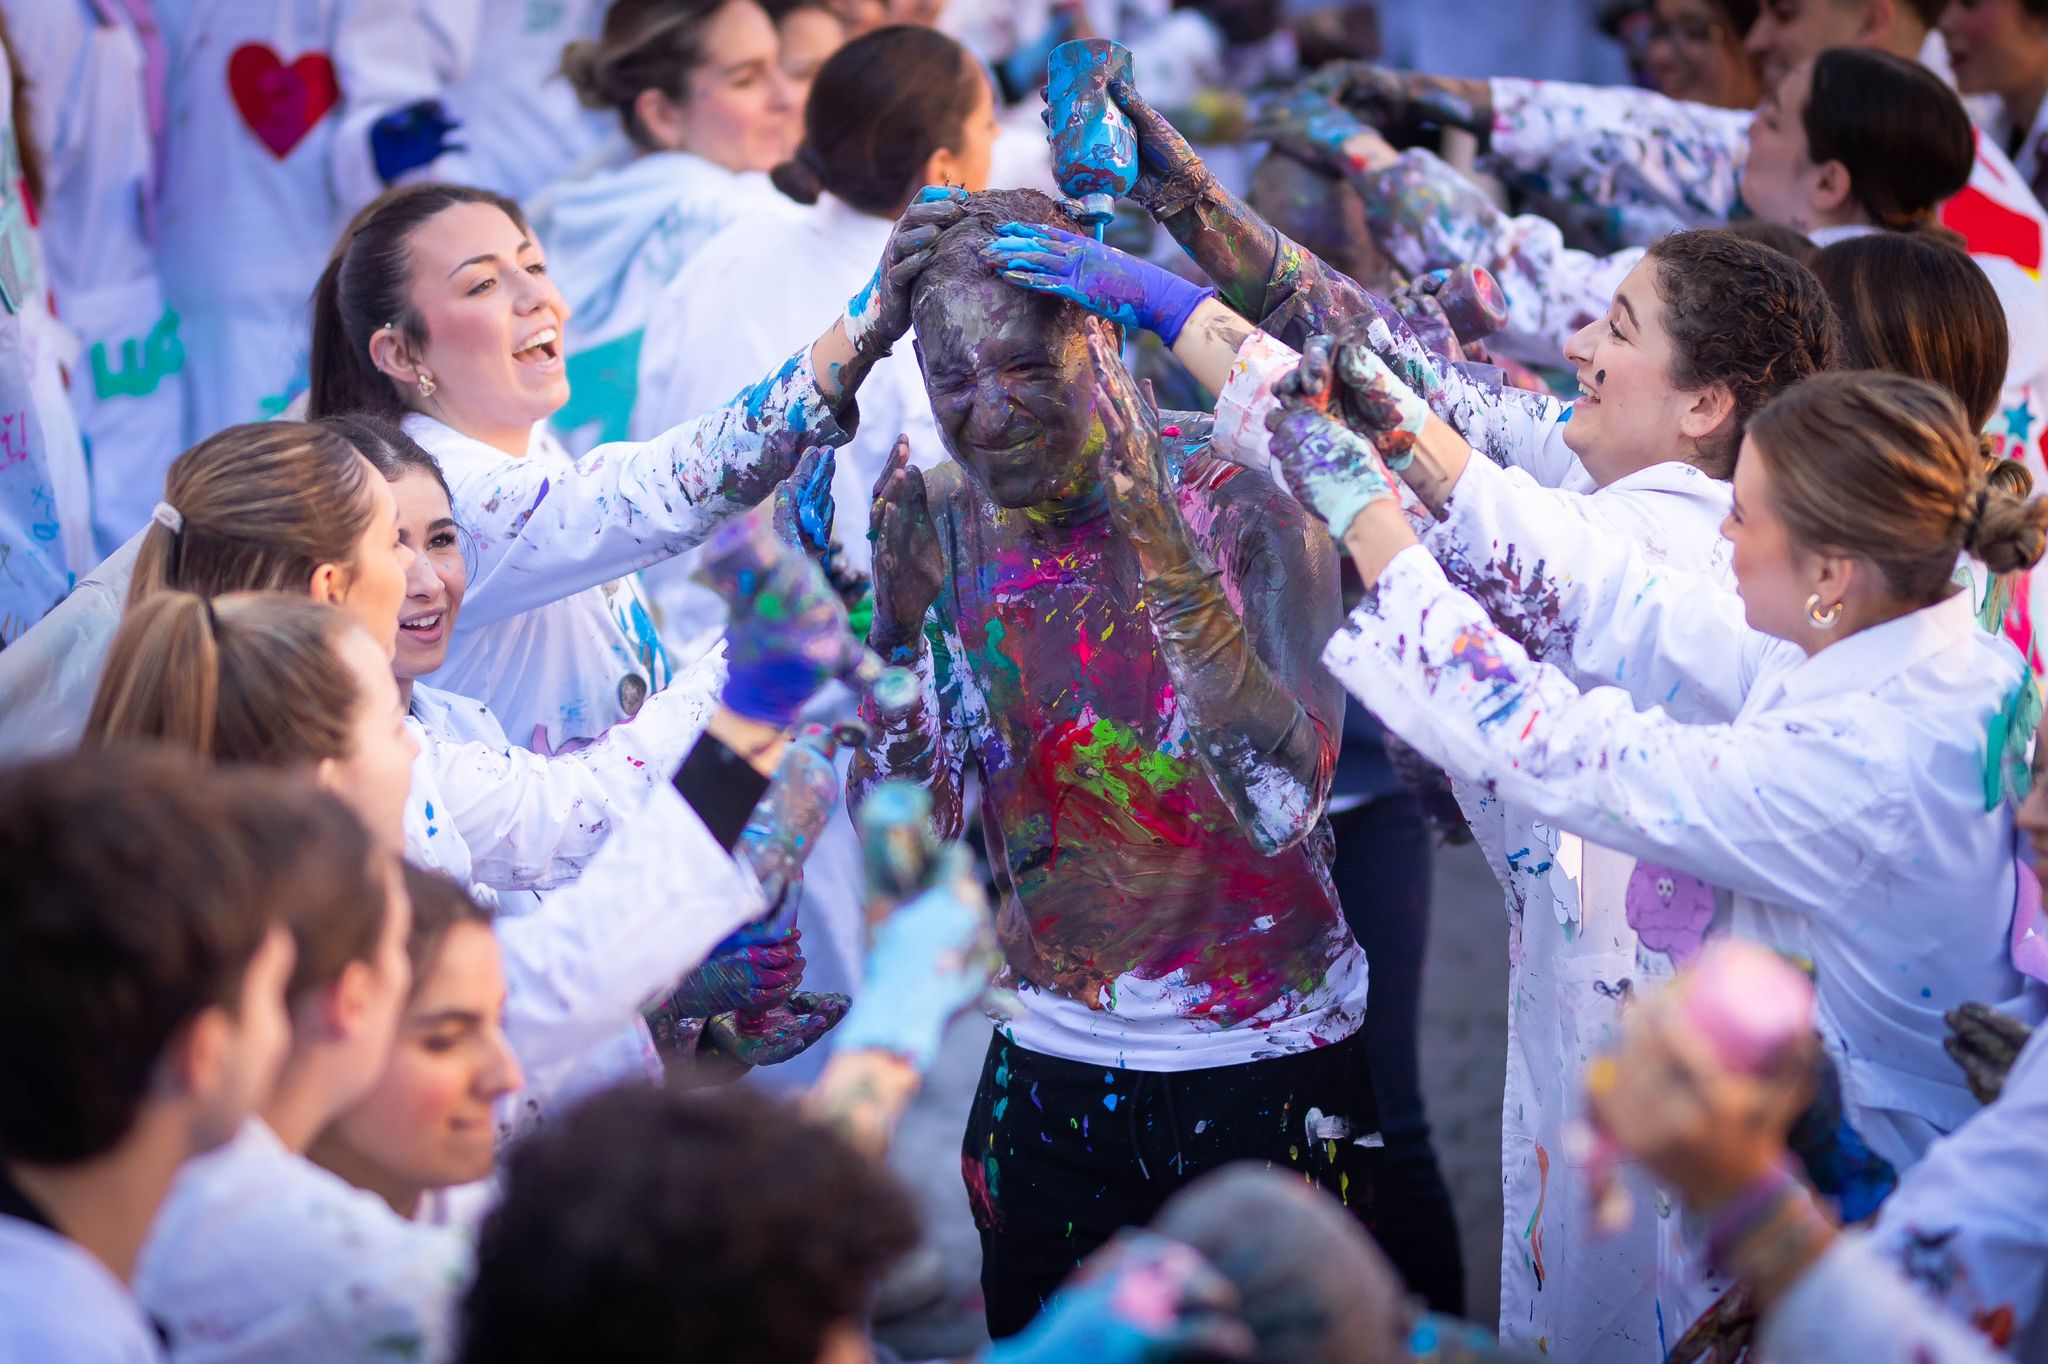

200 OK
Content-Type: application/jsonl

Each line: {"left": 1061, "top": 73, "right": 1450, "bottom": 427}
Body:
{"left": 928, "top": 451, "right": 1354, "bottom": 1031}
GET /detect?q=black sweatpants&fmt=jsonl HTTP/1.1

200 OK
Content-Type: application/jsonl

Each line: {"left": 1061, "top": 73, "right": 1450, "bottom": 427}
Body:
{"left": 962, "top": 1025, "right": 1385, "bottom": 1338}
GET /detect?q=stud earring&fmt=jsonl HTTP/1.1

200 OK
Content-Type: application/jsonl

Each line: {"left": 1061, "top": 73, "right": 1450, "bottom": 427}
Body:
{"left": 416, "top": 370, "right": 436, "bottom": 398}
{"left": 1805, "top": 592, "right": 1843, "bottom": 629}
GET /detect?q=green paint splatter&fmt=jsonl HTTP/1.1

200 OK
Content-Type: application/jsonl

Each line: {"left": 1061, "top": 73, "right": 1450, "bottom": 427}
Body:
{"left": 981, "top": 617, "right": 1022, "bottom": 691}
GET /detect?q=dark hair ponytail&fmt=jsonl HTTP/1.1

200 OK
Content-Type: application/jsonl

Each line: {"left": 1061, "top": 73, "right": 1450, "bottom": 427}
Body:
{"left": 563, "top": 0, "right": 730, "bottom": 151}
{"left": 769, "top": 25, "right": 982, "bottom": 216}
{"left": 1804, "top": 48, "right": 1974, "bottom": 235}
{"left": 308, "top": 183, "right": 528, "bottom": 422}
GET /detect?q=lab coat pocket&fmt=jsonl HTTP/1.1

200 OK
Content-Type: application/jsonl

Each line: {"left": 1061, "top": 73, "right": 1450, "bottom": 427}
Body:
{"left": 1554, "top": 950, "right": 1638, "bottom": 1168}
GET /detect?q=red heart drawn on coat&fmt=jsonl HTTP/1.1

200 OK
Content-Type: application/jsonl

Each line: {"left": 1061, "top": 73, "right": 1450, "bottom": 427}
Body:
{"left": 227, "top": 43, "right": 340, "bottom": 159}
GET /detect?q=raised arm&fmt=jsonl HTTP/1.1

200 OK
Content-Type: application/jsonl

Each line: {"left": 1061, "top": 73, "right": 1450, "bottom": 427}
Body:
{"left": 1090, "top": 330, "right": 1342, "bottom": 853}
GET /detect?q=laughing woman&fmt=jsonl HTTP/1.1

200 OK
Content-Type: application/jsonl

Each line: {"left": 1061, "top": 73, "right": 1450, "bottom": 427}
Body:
{"left": 306, "top": 178, "right": 961, "bottom": 755}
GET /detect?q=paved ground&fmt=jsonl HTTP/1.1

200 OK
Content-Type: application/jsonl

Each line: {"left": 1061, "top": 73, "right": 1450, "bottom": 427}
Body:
{"left": 875, "top": 839, "right": 1512, "bottom": 1358}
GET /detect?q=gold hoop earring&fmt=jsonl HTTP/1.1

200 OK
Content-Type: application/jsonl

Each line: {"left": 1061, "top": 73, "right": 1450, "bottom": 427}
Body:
{"left": 416, "top": 371, "right": 436, "bottom": 398}
{"left": 1805, "top": 592, "right": 1843, "bottom": 629}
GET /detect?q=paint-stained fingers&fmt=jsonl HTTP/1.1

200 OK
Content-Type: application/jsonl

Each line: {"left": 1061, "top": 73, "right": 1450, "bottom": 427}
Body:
{"left": 980, "top": 244, "right": 1070, "bottom": 273}
{"left": 869, "top": 439, "right": 913, "bottom": 502}
{"left": 1272, "top": 334, "right": 1337, "bottom": 411}
{"left": 1108, "top": 76, "right": 1195, "bottom": 166}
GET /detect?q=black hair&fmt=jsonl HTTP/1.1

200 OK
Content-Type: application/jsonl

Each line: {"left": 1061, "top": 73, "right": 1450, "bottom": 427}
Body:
{"left": 769, "top": 25, "right": 982, "bottom": 215}
{"left": 459, "top": 1084, "right": 920, "bottom": 1364}
{"left": 1642, "top": 228, "right": 1839, "bottom": 478}
{"left": 308, "top": 183, "right": 529, "bottom": 422}
{"left": 1720, "top": 218, "right": 1818, "bottom": 267}
{"left": 318, "top": 412, "right": 452, "bottom": 503}
{"left": 1803, "top": 47, "right": 1973, "bottom": 234}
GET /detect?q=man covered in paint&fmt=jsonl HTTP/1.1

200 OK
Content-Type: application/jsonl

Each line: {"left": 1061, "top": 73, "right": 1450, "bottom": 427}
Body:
{"left": 849, "top": 188, "right": 1376, "bottom": 1337}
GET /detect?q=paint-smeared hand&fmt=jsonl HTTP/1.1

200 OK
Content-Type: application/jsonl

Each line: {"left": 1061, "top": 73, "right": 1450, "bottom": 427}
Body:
{"left": 1945, "top": 1001, "right": 2033, "bottom": 1105}
{"left": 982, "top": 224, "right": 1216, "bottom": 345}
{"left": 1247, "top": 87, "right": 1370, "bottom": 166}
{"left": 981, "top": 1231, "right": 1256, "bottom": 1364}
{"left": 832, "top": 844, "right": 1002, "bottom": 1075}
{"left": 1087, "top": 328, "right": 1181, "bottom": 548}
{"left": 1297, "top": 65, "right": 1492, "bottom": 140}
{"left": 697, "top": 506, "right": 867, "bottom": 724}
{"left": 665, "top": 925, "right": 805, "bottom": 1018}
{"left": 769, "top": 445, "right": 837, "bottom": 565}
{"left": 844, "top": 186, "right": 971, "bottom": 358}
{"left": 867, "top": 438, "right": 944, "bottom": 662}
{"left": 1264, "top": 339, "right": 1402, "bottom": 536}
{"left": 1106, "top": 77, "right": 1218, "bottom": 221}
{"left": 705, "top": 990, "right": 850, "bottom": 1067}
{"left": 1324, "top": 334, "right": 1433, "bottom": 469}
{"left": 369, "top": 98, "right": 462, "bottom": 185}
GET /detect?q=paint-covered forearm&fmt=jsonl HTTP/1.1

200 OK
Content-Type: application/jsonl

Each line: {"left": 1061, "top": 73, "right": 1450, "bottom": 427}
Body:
{"left": 1157, "top": 187, "right": 1378, "bottom": 349}
{"left": 1487, "top": 78, "right": 1748, "bottom": 228}
{"left": 1137, "top": 501, "right": 1342, "bottom": 854}
{"left": 849, "top": 633, "right": 967, "bottom": 843}
{"left": 1354, "top": 147, "right": 1640, "bottom": 366}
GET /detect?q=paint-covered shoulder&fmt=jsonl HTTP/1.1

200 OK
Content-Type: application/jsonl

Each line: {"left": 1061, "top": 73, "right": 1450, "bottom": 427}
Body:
{"left": 920, "top": 459, "right": 975, "bottom": 512}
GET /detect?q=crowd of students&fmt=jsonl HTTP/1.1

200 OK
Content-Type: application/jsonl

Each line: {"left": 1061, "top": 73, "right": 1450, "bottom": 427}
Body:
{"left": 7, "top": 1, "right": 2048, "bottom": 1362}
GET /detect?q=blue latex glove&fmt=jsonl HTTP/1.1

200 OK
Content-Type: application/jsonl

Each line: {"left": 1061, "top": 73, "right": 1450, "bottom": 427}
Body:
{"left": 695, "top": 508, "right": 868, "bottom": 725}
{"left": 1265, "top": 338, "right": 1404, "bottom": 536}
{"left": 831, "top": 845, "right": 1001, "bottom": 1075}
{"left": 980, "top": 1231, "right": 1255, "bottom": 1364}
{"left": 979, "top": 222, "right": 1216, "bottom": 345}
{"left": 369, "top": 99, "right": 463, "bottom": 186}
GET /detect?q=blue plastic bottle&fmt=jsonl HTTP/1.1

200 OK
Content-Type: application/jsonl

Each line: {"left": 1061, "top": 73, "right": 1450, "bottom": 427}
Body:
{"left": 1046, "top": 38, "right": 1138, "bottom": 238}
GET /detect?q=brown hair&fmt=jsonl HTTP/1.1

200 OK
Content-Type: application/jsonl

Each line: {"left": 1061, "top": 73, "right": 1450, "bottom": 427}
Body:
{"left": 85, "top": 592, "right": 361, "bottom": 770}
{"left": 0, "top": 12, "right": 43, "bottom": 211}
{"left": 0, "top": 751, "right": 373, "bottom": 1159}
{"left": 309, "top": 183, "right": 529, "bottom": 421}
{"left": 1643, "top": 229, "right": 1839, "bottom": 479}
{"left": 1748, "top": 372, "right": 2048, "bottom": 603}
{"left": 132, "top": 422, "right": 381, "bottom": 605}
{"left": 564, "top": 0, "right": 734, "bottom": 151}
{"left": 1811, "top": 234, "right": 2013, "bottom": 453}
{"left": 400, "top": 865, "right": 493, "bottom": 993}
{"left": 770, "top": 26, "right": 983, "bottom": 215}
{"left": 1804, "top": 48, "right": 1973, "bottom": 237}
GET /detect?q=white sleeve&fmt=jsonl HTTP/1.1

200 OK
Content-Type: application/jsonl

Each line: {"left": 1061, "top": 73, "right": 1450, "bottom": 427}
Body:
{"left": 1323, "top": 545, "right": 1904, "bottom": 913}
{"left": 328, "top": 0, "right": 480, "bottom": 211}
{"left": 1357, "top": 148, "right": 1644, "bottom": 368}
{"left": 452, "top": 346, "right": 845, "bottom": 628}
{"left": 1487, "top": 78, "right": 1750, "bottom": 226}
{"left": 1426, "top": 453, "right": 1778, "bottom": 720}
{"left": 423, "top": 681, "right": 715, "bottom": 892}
{"left": 1760, "top": 1234, "right": 2014, "bottom": 1364}
{"left": 496, "top": 779, "right": 764, "bottom": 1071}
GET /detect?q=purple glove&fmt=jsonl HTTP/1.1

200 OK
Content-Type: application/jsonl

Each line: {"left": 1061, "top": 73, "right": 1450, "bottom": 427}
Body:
{"left": 979, "top": 222, "right": 1216, "bottom": 345}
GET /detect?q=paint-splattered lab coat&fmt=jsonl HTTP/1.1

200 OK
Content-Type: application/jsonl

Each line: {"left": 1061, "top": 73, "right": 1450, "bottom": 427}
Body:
{"left": 5, "top": 0, "right": 188, "bottom": 557}
{"left": 1476, "top": 76, "right": 2048, "bottom": 482}
{"left": 1326, "top": 457, "right": 2044, "bottom": 1170}
{"left": 406, "top": 342, "right": 842, "bottom": 755}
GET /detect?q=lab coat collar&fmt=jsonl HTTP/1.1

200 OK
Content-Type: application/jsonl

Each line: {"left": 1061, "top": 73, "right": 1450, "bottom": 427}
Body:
{"left": 814, "top": 193, "right": 895, "bottom": 253}
{"left": 1767, "top": 588, "right": 1981, "bottom": 708}
{"left": 1806, "top": 224, "right": 1879, "bottom": 248}
{"left": 1597, "top": 458, "right": 1729, "bottom": 502}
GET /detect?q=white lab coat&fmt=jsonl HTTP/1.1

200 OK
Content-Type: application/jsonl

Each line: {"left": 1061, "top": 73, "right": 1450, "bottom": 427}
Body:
{"left": 0, "top": 524, "right": 134, "bottom": 761}
{"left": 1327, "top": 461, "right": 2043, "bottom": 1169}
{"left": 136, "top": 1118, "right": 470, "bottom": 1364}
{"left": 1479, "top": 75, "right": 2048, "bottom": 482}
{"left": 1863, "top": 1020, "right": 2048, "bottom": 1358}
{"left": 0, "top": 49, "right": 93, "bottom": 647}
{"left": 0, "top": 1215, "right": 161, "bottom": 1364}
{"left": 1759, "top": 1233, "right": 2012, "bottom": 1364}
{"left": 529, "top": 152, "right": 789, "bottom": 454}
{"left": 5, "top": 0, "right": 187, "bottom": 557}
{"left": 328, "top": 0, "right": 613, "bottom": 213}
{"left": 405, "top": 340, "right": 845, "bottom": 754}
{"left": 634, "top": 193, "right": 944, "bottom": 656}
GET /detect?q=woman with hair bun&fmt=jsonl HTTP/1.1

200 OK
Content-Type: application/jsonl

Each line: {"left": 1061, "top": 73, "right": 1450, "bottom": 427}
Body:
{"left": 530, "top": 0, "right": 799, "bottom": 449}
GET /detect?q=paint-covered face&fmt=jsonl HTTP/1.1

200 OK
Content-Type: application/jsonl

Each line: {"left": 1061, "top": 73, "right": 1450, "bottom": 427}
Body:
{"left": 323, "top": 920, "right": 521, "bottom": 1210}
{"left": 1560, "top": 254, "right": 1708, "bottom": 485}
{"left": 1721, "top": 435, "right": 1817, "bottom": 639}
{"left": 1746, "top": 0, "right": 1868, "bottom": 89}
{"left": 914, "top": 272, "right": 1101, "bottom": 510}
{"left": 660, "top": 1, "right": 798, "bottom": 172}
{"left": 324, "top": 625, "right": 423, "bottom": 856}
{"left": 403, "top": 202, "right": 573, "bottom": 442}
{"left": 1739, "top": 60, "right": 1827, "bottom": 228}
{"left": 390, "top": 468, "right": 467, "bottom": 684}
{"left": 1942, "top": 0, "right": 2048, "bottom": 99}
{"left": 1646, "top": 0, "right": 1763, "bottom": 108}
